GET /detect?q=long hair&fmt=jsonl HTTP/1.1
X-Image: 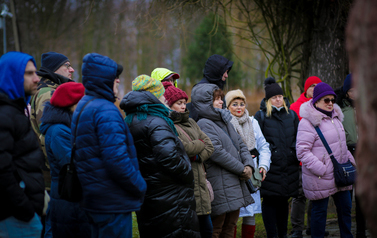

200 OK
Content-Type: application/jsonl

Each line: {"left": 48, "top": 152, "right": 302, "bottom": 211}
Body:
{"left": 266, "top": 98, "right": 289, "bottom": 117}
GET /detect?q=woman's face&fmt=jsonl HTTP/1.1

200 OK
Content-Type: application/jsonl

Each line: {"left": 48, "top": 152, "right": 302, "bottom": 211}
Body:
{"left": 270, "top": 95, "right": 284, "bottom": 108}
{"left": 213, "top": 96, "right": 223, "bottom": 109}
{"left": 228, "top": 99, "right": 246, "bottom": 117}
{"left": 170, "top": 99, "right": 187, "bottom": 113}
{"left": 315, "top": 95, "right": 335, "bottom": 112}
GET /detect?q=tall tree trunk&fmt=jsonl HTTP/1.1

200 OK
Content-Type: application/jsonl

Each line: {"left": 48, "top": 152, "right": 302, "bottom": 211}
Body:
{"left": 346, "top": 0, "right": 377, "bottom": 236}
{"left": 303, "top": 0, "right": 351, "bottom": 88}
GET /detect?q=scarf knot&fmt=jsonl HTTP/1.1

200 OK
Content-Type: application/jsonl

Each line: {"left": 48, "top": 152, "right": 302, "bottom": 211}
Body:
{"left": 229, "top": 109, "right": 256, "bottom": 151}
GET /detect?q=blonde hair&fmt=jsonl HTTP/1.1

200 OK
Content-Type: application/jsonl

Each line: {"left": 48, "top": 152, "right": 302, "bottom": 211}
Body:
{"left": 266, "top": 98, "right": 289, "bottom": 117}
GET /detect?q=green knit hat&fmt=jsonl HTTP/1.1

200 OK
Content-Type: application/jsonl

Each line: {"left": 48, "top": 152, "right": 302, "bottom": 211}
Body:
{"left": 132, "top": 74, "right": 165, "bottom": 99}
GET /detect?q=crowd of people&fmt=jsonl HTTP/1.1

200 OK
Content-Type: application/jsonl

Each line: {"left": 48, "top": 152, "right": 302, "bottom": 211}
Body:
{"left": 0, "top": 51, "right": 365, "bottom": 238}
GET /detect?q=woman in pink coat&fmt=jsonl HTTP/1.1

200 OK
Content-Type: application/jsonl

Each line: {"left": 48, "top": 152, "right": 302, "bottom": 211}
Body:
{"left": 296, "top": 83, "right": 356, "bottom": 238}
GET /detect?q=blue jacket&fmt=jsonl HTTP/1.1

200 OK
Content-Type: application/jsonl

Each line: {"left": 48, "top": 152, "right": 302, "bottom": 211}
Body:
{"left": 0, "top": 52, "right": 44, "bottom": 222}
{"left": 40, "top": 103, "right": 90, "bottom": 237}
{"left": 71, "top": 53, "right": 146, "bottom": 213}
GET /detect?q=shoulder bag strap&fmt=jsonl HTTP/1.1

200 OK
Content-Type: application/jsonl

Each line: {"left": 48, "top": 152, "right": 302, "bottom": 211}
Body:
{"left": 314, "top": 126, "right": 337, "bottom": 164}
{"left": 70, "top": 98, "right": 95, "bottom": 165}
{"left": 175, "top": 124, "right": 192, "bottom": 142}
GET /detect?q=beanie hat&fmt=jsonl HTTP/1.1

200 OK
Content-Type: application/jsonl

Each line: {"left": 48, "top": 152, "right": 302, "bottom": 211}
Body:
{"left": 343, "top": 74, "right": 352, "bottom": 94}
{"left": 132, "top": 74, "right": 165, "bottom": 99}
{"left": 312, "top": 82, "right": 336, "bottom": 105}
{"left": 304, "top": 76, "right": 322, "bottom": 94}
{"left": 41, "top": 52, "right": 69, "bottom": 72}
{"left": 264, "top": 77, "right": 284, "bottom": 100}
{"left": 162, "top": 81, "right": 188, "bottom": 107}
{"left": 225, "top": 89, "right": 246, "bottom": 108}
{"left": 116, "top": 64, "right": 123, "bottom": 78}
{"left": 50, "top": 82, "right": 85, "bottom": 108}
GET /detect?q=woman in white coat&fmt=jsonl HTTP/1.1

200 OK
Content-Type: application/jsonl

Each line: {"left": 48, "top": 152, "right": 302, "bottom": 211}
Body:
{"left": 225, "top": 90, "right": 271, "bottom": 238}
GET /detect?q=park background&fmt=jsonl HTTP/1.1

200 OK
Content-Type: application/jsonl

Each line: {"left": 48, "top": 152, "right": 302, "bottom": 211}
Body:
{"left": 1, "top": 0, "right": 365, "bottom": 237}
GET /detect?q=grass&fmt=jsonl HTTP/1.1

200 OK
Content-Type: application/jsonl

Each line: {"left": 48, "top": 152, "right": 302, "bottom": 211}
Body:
{"left": 132, "top": 197, "right": 355, "bottom": 238}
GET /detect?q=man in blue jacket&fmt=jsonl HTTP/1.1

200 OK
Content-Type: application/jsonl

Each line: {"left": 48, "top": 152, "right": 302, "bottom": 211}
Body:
{"left": 0, "top": 52, "right": 45, "bottom": 237}
{"left": 72, "top": 53, "right": 147, "bottom": 238}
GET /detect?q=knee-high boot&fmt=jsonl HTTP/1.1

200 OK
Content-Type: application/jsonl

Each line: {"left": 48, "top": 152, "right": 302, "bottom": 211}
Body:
{"left": 242, "top": 224, "right": 255, "bottom": 238}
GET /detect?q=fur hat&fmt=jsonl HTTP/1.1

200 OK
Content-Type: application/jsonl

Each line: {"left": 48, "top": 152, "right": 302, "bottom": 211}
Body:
{"left": 162, "top": 82, "right": 188, "bottom": 107}
{"left": 132, "top": 75, "right": 165, "bottom": 99}
{"left": 50, "top": 82, "right": 85, "bottom": 107}
{"left": 41, "top": 52, "right": 69, "bottom": 72}
{"left": 312, "top": 82, "right": 336, "bottom": 105}
{"left": 225, "top": 89, "right": 246, "bottom": 108}
{"left": 343, "top": 74, "right": 352, "bottom": 94}
{"left": 304, "top": 76, "right": 322, "bottom": 95}
{"left": 264, "top": 77, "right": 284, "bottom": 100}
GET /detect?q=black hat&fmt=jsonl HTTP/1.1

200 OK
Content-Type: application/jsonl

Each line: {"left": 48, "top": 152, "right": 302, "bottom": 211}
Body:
{"left": 41, "top": 52, "right": 69, "bottom": 72}
{"left": 116, "top": 64, "right": 123, "bottom": 78}
{"left": 264, "top": 77, "right": 284, "bottom": 100}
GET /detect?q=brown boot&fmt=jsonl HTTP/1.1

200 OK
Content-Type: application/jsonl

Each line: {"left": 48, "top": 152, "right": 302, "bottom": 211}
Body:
{"left": 241, "top": 224, "right": 255, "bottom": 238}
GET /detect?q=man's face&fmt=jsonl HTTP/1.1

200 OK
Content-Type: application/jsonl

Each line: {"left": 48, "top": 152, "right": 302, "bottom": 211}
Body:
{"left": 222, "top": 70, "right": 228, "bottom": 81}
{"left": 306, "top": 83, "right": 317, "bottom": 98}
{"left": 55, "top": 62, "right": 74, "bottom": 79}
{"left": 24, "top": 61, "right": 40, "bottom": 96}
{"left": 113, "top": 78, "right": 120, "bottom": 98}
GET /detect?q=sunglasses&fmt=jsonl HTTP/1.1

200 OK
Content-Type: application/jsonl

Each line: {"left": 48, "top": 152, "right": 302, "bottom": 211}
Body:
{"left": 322, "top": 98, "right": 336, "bottom": 104}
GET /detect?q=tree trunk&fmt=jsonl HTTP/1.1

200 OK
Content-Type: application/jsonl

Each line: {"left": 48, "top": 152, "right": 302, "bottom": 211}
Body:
{"left": 302, "top": 0, "right": 351, "bottom": 89}
{"left": 346, "top": 0, "right": 377, "bottom": 236}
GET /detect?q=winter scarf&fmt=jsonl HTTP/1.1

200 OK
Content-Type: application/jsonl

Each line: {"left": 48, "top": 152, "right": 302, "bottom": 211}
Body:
{"left": 214, "top": 107, "right": 232, "bottom": 124}
{"left": 229, "top": 109, "right": 256, "bottom": 151}
{"left": 125, "top": 103, "right": 178, "bottom": 135}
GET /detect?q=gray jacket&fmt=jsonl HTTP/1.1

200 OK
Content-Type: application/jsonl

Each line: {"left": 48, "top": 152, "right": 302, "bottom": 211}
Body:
{"left": 191, "top": 83, "right": 255, "bottom": 216}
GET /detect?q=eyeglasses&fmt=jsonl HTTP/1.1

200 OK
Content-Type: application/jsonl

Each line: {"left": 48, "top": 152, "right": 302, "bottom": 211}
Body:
{"left": 63, "top": 63, "right": 73, "bottom": 69}
{"left": 322, "top": 98, "right": 336, "bottom": 104}
{"left": 231, "top": 102, "right": 245, "bottom": 107}
{"left": 162, "top": 76, "right": 174, "bottom": 83}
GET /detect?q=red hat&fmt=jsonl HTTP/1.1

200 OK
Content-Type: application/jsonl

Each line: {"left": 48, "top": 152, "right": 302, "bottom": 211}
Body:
{"left": 304, "top": 76, "right": 322, "bottom": 94}
{"left": 50, "top": 82, "right": 85, "bottom": 107}
{"left": 162, "top": 81, "right": 188, "bottom": 107}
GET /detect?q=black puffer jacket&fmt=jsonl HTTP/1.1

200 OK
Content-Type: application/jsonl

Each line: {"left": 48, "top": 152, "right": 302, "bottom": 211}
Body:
{"left": 254, "top": 98, "right": 300, "bottom": 197}
{"left": 0, "top": 94, "right": 45, "bottom": 222}
{"left": 120, "top": 91, "right": 200, "bottom": 238}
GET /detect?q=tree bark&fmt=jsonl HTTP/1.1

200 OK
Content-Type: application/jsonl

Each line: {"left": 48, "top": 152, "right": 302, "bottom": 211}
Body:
{"left": 304, "top": 0, "right": 351, "bottom": 89}
{"left": 346, "top": 0, "right": 377, "bottom": 236}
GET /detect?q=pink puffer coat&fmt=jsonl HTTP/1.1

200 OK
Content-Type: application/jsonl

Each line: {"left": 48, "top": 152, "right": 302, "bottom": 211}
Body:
{"left": 296, "top": 100, "right": 356, "bottom": 200}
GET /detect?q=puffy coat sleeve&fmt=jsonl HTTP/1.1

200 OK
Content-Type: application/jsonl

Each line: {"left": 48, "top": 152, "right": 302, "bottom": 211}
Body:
{"left": 296, "top": 119, "right": 327, "bottom": 177}
{"left": 95, "top": 106, "right": 147, "bottom": 197}
{"left": 192, "top": 119, "right": 214, "bottom": 162}
{"left": 49, "top": 125, "right": 71, "bottom": 169}
{"left": 150, "top": 118, "right": 193, "bottom": 185}
{"left": 0, "top": 112, "right": 35, "bottom": 222}
{"left": 252, "top": 117, "right": 271, "bottom": 171}
{"left": 198, "top": 119, "right": 245, "bottom": 175}
{"left": 176, "top": 125, "right": 206, "bottom": 158}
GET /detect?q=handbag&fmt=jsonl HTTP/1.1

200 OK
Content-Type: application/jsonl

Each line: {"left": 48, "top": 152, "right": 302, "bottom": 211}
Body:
{"left": 314, "top": 126, "right": 356, "bottom": 187}
{"left": 175, "top": 124, "right": 214, "bottom": 202}
{"left": 58, "top": 98, "right": 95, "bottom": 202}
{"left": 249, "top": 148, "right": 262, "bottom": 188}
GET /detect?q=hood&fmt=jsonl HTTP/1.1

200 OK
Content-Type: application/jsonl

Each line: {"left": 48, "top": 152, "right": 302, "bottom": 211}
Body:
{"left": 0, "top": 51, "right": 36, "bottom": 104}
{"left": 151, "top": 68, "right": 178, "bottom": 87}
{"left": 300, "top": 100, "right": 344, "bottom": 127}
{"left": 40, "top": 102, "right": 72, "bottom": 135}
{"left": 259, "top": 97, "right": 291, "bottom": 111}
{"left": 191, "top": 83, "right": 222, "bottom": 121}
{"left": 82, "top": 53, "right": 117, "bottom": 102}
{"left": 200, "top": 54, "right": 233, "bottom": 90}
{"left": 120, "top": 90, "right": 163, "bottom": 113}
{"left": 37, "top": 67, "right": 72, "bottom": 85}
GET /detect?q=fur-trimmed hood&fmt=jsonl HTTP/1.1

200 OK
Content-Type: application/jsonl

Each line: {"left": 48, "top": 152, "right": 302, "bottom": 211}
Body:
{"left": 299, "top": 99, "right": 344, "bottom": 127}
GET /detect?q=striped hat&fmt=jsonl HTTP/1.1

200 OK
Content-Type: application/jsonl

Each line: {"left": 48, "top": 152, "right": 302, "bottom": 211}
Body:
{"left": 132, "top": 74, "right": 165, "bottom": 99}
